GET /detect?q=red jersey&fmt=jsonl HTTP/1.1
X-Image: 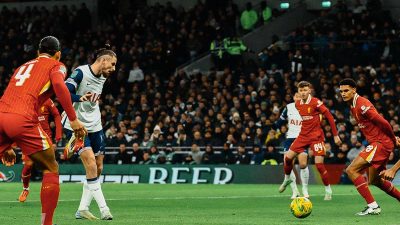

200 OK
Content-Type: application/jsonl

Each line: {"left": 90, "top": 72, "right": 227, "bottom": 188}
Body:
{"left": 350, "top": 93, "right": 392, "bottom": 144}
{"left": 0, "top": 55, "right": 67, "bottom": 122}
{"left": 38, "top": 99, "right": 62, "bottom": 141}
{"left": 295, "top": 95, "right": 327, "bottom": 137}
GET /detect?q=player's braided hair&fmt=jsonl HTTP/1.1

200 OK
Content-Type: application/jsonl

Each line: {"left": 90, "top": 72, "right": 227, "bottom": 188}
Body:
{"left": 94, "top": 43, "right": 117, "bottom": 60}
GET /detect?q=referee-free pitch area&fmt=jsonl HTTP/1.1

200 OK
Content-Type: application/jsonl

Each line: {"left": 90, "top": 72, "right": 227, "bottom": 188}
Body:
{"left": 0, "top": 183, "right": 399, "bottom": 225}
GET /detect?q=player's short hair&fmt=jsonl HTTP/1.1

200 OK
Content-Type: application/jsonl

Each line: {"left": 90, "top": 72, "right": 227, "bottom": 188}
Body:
{"left": 297, "top": 81, "right": 311, "bottom": 88}
{"left": 339, "top": 78, "right": 357, "bottom": 88}
{"left": 94, "top": 44, "right": 117, "bottom": 60}
{"left": 38, "top": 36, "right": 61, "bottom": 56}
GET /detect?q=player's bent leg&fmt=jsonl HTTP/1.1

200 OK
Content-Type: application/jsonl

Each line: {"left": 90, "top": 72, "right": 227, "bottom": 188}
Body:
{"left": 29, "top": 147, "right": 60, "bottom": 225}
{"left": 369, "top": 167, "right": 400, "bottom": 201}
{"left": 19, "top": 155, "right": 33, "bottom": 202}
{"left": 279, "top": 150, "right": 298, "bottom": 193}
{"left": 346, "top": 156, "right": 380, "bottom": 215}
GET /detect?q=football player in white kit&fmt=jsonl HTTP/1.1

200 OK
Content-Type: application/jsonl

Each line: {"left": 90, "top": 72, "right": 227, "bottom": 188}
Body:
{"left": 276, "top": 93, "right": 310, "bottom": 198}
{"left": 62, "top": 45, "right": 117, "bottom": 220}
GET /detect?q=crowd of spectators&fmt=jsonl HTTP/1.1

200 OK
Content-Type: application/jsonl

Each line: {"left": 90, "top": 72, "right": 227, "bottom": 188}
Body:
{"left": 0, "top": 1, "right": 399, "bottom": 166}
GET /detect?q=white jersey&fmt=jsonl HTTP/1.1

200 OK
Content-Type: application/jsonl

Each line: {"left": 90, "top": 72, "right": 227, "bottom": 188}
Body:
{"left": 280, "top": 102, "right": 302, "bottom": 138}
{"left": 62, "top": 65, "right": 106, "bottom": 132}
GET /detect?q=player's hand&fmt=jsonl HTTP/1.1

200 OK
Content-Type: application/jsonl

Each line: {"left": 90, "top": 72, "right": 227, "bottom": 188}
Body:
{"left": 395, "top": 136, "right": 400, "bottom": 147}
{"left": 379, "top": 168, "right": 396, "bottom": 181}
{"left": 1, "top": 149, "right": 16, "bottom": 167}
{"left": 79, "top": 92, "right": 93, "bottom": 102}
{"left": 70, "top": 119, "right": 87, "bottom": 139}
{"left": 334, "top": 135, "right": 342, "bottom": 146}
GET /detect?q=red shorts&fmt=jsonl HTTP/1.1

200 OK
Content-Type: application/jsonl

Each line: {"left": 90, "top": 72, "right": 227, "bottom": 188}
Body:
{"left": 290, "top": 135, "right": 326, "bottom": 156}
{"left": 0, "top": 113, "right": 52, "bottom": 156}
{"left": 359, "top": 141, "right": 393, "bottom": 170}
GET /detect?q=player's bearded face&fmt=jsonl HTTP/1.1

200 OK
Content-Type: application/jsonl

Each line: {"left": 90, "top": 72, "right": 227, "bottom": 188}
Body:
{"left": 298, "top": 87, "right": 311, "bottom": 101}
{"left": 339, "top": 85, "right": 356, "bottom": 102}
{"left": 101, "top": 56, "right": 117, "bottom": 77}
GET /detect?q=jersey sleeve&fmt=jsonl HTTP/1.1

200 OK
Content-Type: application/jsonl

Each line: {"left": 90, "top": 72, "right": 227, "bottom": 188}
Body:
{"left": 274, "top": 106, "right": 288, "bottom": 128}
{"left": 49, "top": 65, "right": 77, "bottom": 121}
{"left": 315, "top": 98, "right": 328, "bottom": 113}
{"left": 65, "top": 69, "right": 84, "bottom": 102}
{"left": 359, "top": 99, "right": 396, "bottom": 143}
{"left": 315, "top": 98, "right": 338, "bottom": 136}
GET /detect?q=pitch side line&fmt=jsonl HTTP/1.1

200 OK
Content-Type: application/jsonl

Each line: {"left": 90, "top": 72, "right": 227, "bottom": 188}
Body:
{"left": 0, "top": 193, "right": 359, "bottom": 203}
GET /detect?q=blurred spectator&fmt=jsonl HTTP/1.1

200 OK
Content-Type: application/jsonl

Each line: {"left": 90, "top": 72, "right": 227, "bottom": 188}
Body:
{"left": 347, "top": 141, "right": 364, "bottom": 163}
{"left": 115, "top": 144, "right": 131, "bottom": 164}
{"left": 240, "top": 2, "right": 258, "bottom": 31}
{"left": 201, "top": 144, "right": 221, "bottom": 164}
{"left": 235, "top": 144, "right": 251, "bottom": 164}
{"left": 250, "top": 145, "right": 264, "bottom": 164}
{"left": 260, "top": 1, "right": 272, "bottom": 24}
{"left": 220, "top": 143, "right": 236, "bottom": 164}
{"left": 131, "top": 143, "right": 144, "bottom": 164}
{"left": 262, "top": 144, "right": 280, "bottom": 165}
{"left": 127, "top": 61, "right": 144, "bottom": 83}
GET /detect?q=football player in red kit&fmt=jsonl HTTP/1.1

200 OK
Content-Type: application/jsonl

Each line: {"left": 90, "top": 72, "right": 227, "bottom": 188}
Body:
{"left": 280, "top": 81, "right": 342, "bottom": 200}
{"left": 340, "top": 78, "right": 400, "bottom": 216}
{"left": 0, "top": 36, "right": 86, "bottom": 225}
{"left": 19, "top": 99, "right": 62, "bottom": 203}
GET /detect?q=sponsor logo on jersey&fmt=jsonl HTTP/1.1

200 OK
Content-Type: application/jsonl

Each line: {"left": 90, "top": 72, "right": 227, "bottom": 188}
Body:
{"left": 358, "top": 123, "right": 366, "bottom": 128}
{"left": 302, "top": 116, "right": 313, "bottom": 121}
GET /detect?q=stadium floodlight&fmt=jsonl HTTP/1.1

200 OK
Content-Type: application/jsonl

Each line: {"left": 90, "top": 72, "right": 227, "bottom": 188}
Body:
{"left": 321, "top": 1, "right": 331, "bottom": 8}
{"left": 280, "top": 2, "right": 290, "bottom": 9}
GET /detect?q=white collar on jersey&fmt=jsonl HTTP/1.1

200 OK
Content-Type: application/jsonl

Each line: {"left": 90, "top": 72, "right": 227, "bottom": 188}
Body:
{"left": 300, "top": 94, "right": 312, "bottom": 105}
{"left": 38, "top": 55, "right": 50, "bottom": 58}
{"left": 352, "top": 93, "right": 359, "bottom": 108}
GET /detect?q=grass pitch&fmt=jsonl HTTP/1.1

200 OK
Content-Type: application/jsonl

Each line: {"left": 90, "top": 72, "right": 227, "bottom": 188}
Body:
{"left": 0, "top": 183, "right": 399, "bottom": 225}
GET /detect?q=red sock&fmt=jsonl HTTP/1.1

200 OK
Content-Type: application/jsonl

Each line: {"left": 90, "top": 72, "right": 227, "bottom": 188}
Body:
{"left": 21, "top": 164, "right": 32, "bottom": 189}
{"left": 315, "top": 163, "right": 330, "bottom": 186}
{"left": 41, "top": 173, "right": 59, "bottom": 225}
{"left": 377, "top": 179, "right": 400, "bottom": 201}
{"left": 284, "top": 156, "right": 293, "bottom": 175}
{"left": 353, "top": 175, "right": 375, "bottom": 204}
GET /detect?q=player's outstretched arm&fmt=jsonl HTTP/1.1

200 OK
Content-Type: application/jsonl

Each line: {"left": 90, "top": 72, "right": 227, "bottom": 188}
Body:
{"left": 380, "top": 160, "right": 400, "bottom": 181}
{"left": 369, "top": 113, "right": 397, "bottom": 145}
{"left": 50, "top": 66, "right": 87, "bottom": 138}
{"left": 319, "top": 105, "right": 341, "bottom": 145}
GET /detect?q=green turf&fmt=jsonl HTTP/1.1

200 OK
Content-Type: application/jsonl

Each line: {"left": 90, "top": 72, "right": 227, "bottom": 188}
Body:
{"left": 0, "top": 183, "right": 399, "bottom": 225}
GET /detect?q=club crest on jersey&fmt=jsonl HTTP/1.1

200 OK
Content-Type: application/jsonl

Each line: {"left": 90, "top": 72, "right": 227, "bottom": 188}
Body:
{"left": 59, "top": 65, "right": 67, "bottom": 75}
{"left": 308, "top": 107, "right": 311, "bottom": 113}
{"left": 41, "top": 106, "right": 45, "bottom": 112}
{"left": 70, "top": 70, "right": 78, "bottom": 79}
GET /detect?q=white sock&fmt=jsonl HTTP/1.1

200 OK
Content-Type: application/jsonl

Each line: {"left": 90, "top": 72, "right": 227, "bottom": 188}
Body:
{"left": 325, "top": 184, "right": 332, "bottom": 193}
{"left": 87, "top": 179, "right": 109, "bottom": 211}
{"left": 300, "top": 167, "right": 309, "bottom": 187}
{"left": 289, "top": 171, "right": 299, "bottom": 194}
{"left": 284, "top": 174, "right": 291, "bottom": 180}
{"left": 78, "top": 181, "right": 93, "bottom": 211}
{"left": 368, "top": 201, "right": 378, "bottom": 208}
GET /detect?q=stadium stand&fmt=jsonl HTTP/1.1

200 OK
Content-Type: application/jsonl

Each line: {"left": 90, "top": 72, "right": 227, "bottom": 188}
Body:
{"left": 0, "top": 0, "right": 398, "bottom": 166}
